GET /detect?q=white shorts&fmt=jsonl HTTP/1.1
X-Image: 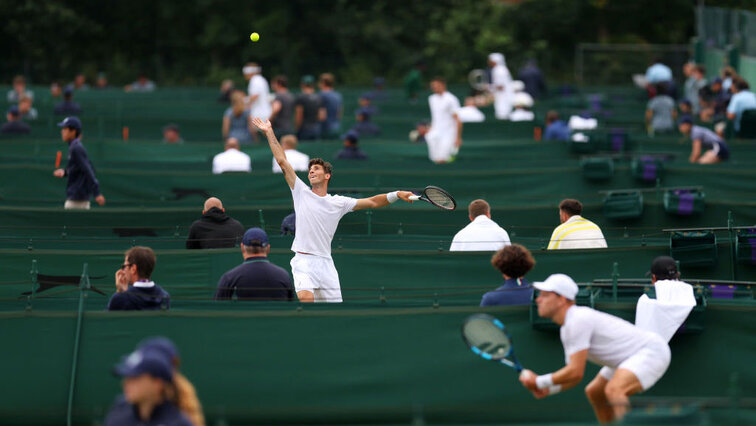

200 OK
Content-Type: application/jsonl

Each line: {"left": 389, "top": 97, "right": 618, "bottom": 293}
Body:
{"left": 290, "top": 253, "right": 342, "bottom": 303}
{"left": 598, "top": 337, "right": 670, "bottom": 390}
{"left": 425, "top": 131, "right": 456, "bottom": 162}
{"left": 64, "top": 200, "right": 91, "bottom": 210}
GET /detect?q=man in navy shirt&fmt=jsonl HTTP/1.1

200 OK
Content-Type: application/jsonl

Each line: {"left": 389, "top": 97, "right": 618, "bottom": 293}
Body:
{"left": 215, "top": 227, "right": 294, "bottom": 301}
{"left": 480, "top": 244, "right": 535, "bottom": 306}
{"left": 53, "top": 116, "right": 106, "bottom": 209}
{"left": 677, "top": 115, "right": 730, "bottom": 164}
{"left": 335, "top": 130, "right": 368, "bottom": 160}
{"left": 108, "top": 246, "right": 171, "bottom": 311}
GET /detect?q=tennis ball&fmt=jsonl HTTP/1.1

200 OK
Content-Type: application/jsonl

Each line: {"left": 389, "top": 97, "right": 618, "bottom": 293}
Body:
{"left": 250, "top": 32, "right": 260, "bottom": 42}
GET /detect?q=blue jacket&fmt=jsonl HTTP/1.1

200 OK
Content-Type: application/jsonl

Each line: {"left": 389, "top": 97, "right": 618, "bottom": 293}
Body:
{"left": 480, "top": 278, "right": 533, "bottom": 307}
{"left": 107, "top": 283, "right": 171, "bottom": 311}
{"left": 65, "top": 138, "right": 101, "bottom": 201}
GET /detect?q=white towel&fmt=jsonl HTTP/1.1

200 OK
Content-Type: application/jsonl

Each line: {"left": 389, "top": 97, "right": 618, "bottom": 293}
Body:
{"left": 635, "top": 279, "right": 696, "bottom": 342}
{"left": 568, "top": 115, "right": 598, "bottom": 130}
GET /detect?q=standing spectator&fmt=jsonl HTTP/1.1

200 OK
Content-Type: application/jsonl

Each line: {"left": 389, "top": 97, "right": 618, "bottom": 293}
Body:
{"left": 124, "top": 74, "right": 156, "bottom": 92}
{"left": 217, "top": 79, "right": 234, "bottom": 103}
{"left": 295, "top": 75, "right": 324, "bottom": 141}
{"left": 318, "top": 73, "right": 343, "bottom": 139}
{"left": 269, "top": 75, "right": 295, "bottom": 137}
{"left": 450, "top": 199, "right": 510, "bottom": 251}
{"left": 71, "top": 73, "right": 90, "bottom": 90}
{"left": 107, "top": 246, "right": 170, "bottom": 311}
{"left": 335, "top": 131, "right": 368, "bottom": 160}
{"left": 480, "top": 244, "right": 535, "bottom": 306}
{"left": 544, "top": 111, "right": 570, "bottom": 141}
{"left": 95, "top": 73, "right": 110, "bottom": 89}
{"left": 162, "top": 124, "right": 184, "bottom": 144}
{"left": 53, "top": 88, "right": 82, "bottom": 115}
{"left": 186, "top": 197, "right": 245, "bottom": 249}
{"left": 212, "top": 138, "right": 251, "bottom": 174}
{"left": 645, "top": 83, "right": 677, "bottom": 134}
{"left": 644, "top": 58, "right": 673, "bottom": 86}
{"left": 682, "top": 62, "right": 706, "bottom": 114}
{"left": 272, "top": 135, "right": 310, "bottom": 173}
{"left": 1, "top": 105, "right": 31, "bottom": 135}
{"left": 7, "top": 75, "right": 33, "bottom": 103}
{"left": 726, "top": 77, "right": 756, "bottom": 134}
{"left": 222, "top": 91, "right": 253, "bottom": 144}
{"left": 52, "top": 117, "right": 106, "bottom": 209}
{"left": 425, "top": 76, "right": 462, "bottom": 163}
{"left": 214, "top": 227, "right": 294, "bottom": 301}
{"left": 243, "top": 62, "right": 272, "bottom": 122}
{"left": 488, "top": 52, "right": 514, "bottom": 119}
{"left": 518, "top": 59, "right": 546, "bottom": 99}
{"left": 404, "top": 61, "right": 425, "bottom": 103}
{"left": 18, "top": 96, "right": 38, "bottom": 121}
{"left": 677, "top": 115, "right": 730, "bottom": 164}
{"left": 547, "top": 199, "right": 607, "bottom": 250}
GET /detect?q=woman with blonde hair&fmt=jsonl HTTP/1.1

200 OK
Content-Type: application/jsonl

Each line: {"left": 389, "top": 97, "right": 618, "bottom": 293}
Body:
{"left": 222, "top": 90, "right": 253, "bottom": 144}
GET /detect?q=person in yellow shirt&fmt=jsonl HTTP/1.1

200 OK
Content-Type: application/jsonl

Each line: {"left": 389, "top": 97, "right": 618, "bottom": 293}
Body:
{"left": 547, "top": 199, "right": 607, "bottom": 250}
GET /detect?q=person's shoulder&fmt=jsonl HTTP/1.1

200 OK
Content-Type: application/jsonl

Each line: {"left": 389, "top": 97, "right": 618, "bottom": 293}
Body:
{"left": 107, "top": 292, "right": 131, "bottom": 310}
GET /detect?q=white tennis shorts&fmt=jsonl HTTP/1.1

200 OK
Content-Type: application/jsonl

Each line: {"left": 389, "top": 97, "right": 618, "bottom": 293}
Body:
{"left": 290, "top": 253, "right": 343, "bottom": 303}
{"left": 598, "top": 335, "right": 671, "bottom": 390}
{"left": 425, "top": 131, "right": 456, "bottom": 162}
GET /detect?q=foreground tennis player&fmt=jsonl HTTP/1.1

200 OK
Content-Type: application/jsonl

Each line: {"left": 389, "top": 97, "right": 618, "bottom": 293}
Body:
{"left": 253, "top": 117, "right": 414, "bottom": 303}
{"left": 519, "top": 274, "right": 670, "bottom": 424}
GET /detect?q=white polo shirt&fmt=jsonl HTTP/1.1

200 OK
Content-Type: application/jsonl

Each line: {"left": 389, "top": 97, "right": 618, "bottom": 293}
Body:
{"left": 212, "top": 148, "right": 251, "bottom": 174}
{"left": 273, "top": 149, "right": 310, "bottom": 173}
{"left": 547, "top": 215, "right": 607, "bottom": 250}
{"left": 449, "top": 215, "right": 511, "bottom": 252}
{"left": 426, "top": 91, "right": 461, "bottom": 162}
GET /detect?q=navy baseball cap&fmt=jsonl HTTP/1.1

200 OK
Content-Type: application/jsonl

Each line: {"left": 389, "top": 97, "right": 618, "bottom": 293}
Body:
{"left": 138, "top": 337, "right": 180, "bottom": 365}
{"left": 113, "top": 348, "right": 173, "bottom": 383}
{"left": 57, "top": 116, "right": 82, "bottom": 130}
{"left": 242, "top": 227, "right": 269, "bottom": 247}
{"left": 343, "top": 130, "right": 359, "bottom": 144}
{"left": 7, "top": 105, "right": 19, "bottom": 116}
{"left": 712, "top": 77, "right": 723, "bottom": 84}
{"left": 679, "top": 99, "right": 691, "bottom": 107}
{"left": 677, "top": 115, "right": 693, "bottom": 125}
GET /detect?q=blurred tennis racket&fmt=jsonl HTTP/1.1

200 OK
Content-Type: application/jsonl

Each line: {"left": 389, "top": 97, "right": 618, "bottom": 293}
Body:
{"left": 461, "top": 313, "right": 524, "bottom": 372}
{"left": 468, "top": 69, "right": 488, "bottom": 91}
{"left": 55, "top": 150, "right": 62, "bottom": 168}
{"left": 408, "top": 186, "right": 456, "bottom": 210}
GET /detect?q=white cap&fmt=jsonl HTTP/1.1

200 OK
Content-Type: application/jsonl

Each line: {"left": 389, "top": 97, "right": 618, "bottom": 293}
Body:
{"left": 533, "top": 274, "right": 578, "bottom": 300}
{"left": 488, "top": 52, "right": 505, "bottom": 65}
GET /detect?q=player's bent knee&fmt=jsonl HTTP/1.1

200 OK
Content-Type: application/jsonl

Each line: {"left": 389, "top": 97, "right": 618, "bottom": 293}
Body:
{"left": 297, "top": 290, "right": 315, "bottom": 303}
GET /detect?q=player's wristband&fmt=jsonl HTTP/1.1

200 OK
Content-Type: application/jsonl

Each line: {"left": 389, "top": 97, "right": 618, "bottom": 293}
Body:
{"left": 535, "top": 373, "right": 554, "bottom": 389}
{"left": 548, "top": 385, "right": 562, "bottom": 395}
{"left": 387, "top": 191, "right": 399, "bottom": 203}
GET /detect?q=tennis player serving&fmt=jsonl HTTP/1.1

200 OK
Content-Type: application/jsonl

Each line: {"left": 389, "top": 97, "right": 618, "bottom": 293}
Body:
{"left": 253, "top": 118, "right": 414, "bottom": 303}
{"left": 519, "top": 274, "right": 670, "bottom": 424}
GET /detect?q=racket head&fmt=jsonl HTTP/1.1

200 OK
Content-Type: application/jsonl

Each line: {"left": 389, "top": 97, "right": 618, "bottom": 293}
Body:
{"left": 461, "top": 313, "right": 515, "bottom": 362}
{"left": 468, "top": 69, "right": 488, "bottom": 91}
{"left": 422, "top": 186, "right": 456, "bottom": 210}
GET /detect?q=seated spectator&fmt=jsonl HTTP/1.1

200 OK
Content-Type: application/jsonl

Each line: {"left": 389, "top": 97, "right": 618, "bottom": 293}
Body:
{"left": 450, "top": 199, "right": 511, "bottom": 251}
{"left": 409, "top": 120, "right": 430, "bottom": 143}
{"left": 295, "top": 75, "right": 324, "bottom": 140}
{"left": 335, "top": 130, "right": 368, "bottom": 160}
{"left": 698, "top": 77, "right": 729, "bottom": 122}
{"left": 509, "top": 92, "right": 535, "bottom": 122}
{"left": 218, "top": 78, "right": 235, "bottom": 103}
{"left": 213, "top": 138, "right": 251, "bottom": 174}
{"left": 186, "top": 197, "right": 245, "bottom": 249}
{"left": 678, "top": 99, "right": 692, "bottom": 116}
{"left": 107, "top": 246, "right": 170, "bottom": 311}
{"left": 162, "top": 123, "right": 184, "bottom": 144}
{"left": 721, "top": 66, "right": 737, "bottom": 92}
{"left": 53, "top": 88, "right": 82, "bottom": 115}
{"left": 214, "top": 227, "right": 294, "bottom": 301}
{"left": 95, "top": 72, "right": 110, "bottom": 89}
{"left": 7, "top": 75, "right": 33, "bottom": 103}
{"left": 71, "top": 73, "right": 89, "bottom": 90}
{"left": 543, "top": 110, "right": 569, "bottom": 141}
{"left": 270, "top": 75, "right": 295, "bottom": 137}
{"left": 547, "top": 199, "right": 607, "bottom": 250}
{"left": 281, "top": 212, "right": 296, "bottom": 235}
{"left": 18, "top": 96, "right": 37, "bottom": 120}
{"left": 726, "top": 77, "right": 756, "bottom": 134}
{"left": 272, "top": 134, "right": 310, "bottom": 173}
{"left": 1, "top": 105, "right": 31, "bottom": 134}
{"left": 645, "top": 83, "right": 676, "bottom": 134}
{"left": 677, "top": 115, "right": 729, "bottom": 164}
{"left": 644, "top": 58, "right": 673, "bottom": 97}
{"left": 50, "top": 81, "right": 63, "bottom": 99}
{"left": 351, "top": 95, "right": 381, "bottom": 136}
{"left": 318, "top": 73, "right": 343, "bottom": 139}
{"left": 369, "top": 77, "right": 388, "bottom": 101}
{"left": 480, "top": 244, "right": 535, "bottom": 306}
{"left": 125, "top": 74, "right": 157, "bottom": 92}
{"left": 222, "top": 91, "right": 253, "bottom": 144}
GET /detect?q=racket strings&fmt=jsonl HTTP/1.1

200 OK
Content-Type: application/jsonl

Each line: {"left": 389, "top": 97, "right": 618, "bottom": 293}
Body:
{"left": 425, "top": 189, "right": 455, "bottom": 209}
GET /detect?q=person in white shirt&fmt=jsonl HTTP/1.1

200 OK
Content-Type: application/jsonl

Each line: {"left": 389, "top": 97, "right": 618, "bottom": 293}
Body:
{"left": 519, "top": 274, "right": 671, "bottom": 424}
{"left": 488, "top": 53, "right": 513, "bottom": 120}
{"left": 547, "top": 199, "right": 607, "bottom": 249}
{"left": 253, "top": 117, "right": 415, "bottom": 303}
{"left": 508, "top": 92, "right": 535, "bottom": 122}
{"left": 243, "top": 63, "right": 272, "bottom": 122}
{"left": 272, "top": 135, "right": 310, "bottom": 173}
{"left": 425, "top": 77, "right": 462, "bottom": 164}
{"left": 212, "top": 138, "right": 251, "bottom": 174}
{"left": 450, "top": 199, "right": 510, "bottom": 251}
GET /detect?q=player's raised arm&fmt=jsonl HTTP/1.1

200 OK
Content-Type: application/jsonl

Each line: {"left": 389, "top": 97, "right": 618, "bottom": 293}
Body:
{"left": 253, "top": 117, "right": 296, "bottom": 189}
{"left": 353, "top": 191, "right": 415, "bottom": 211}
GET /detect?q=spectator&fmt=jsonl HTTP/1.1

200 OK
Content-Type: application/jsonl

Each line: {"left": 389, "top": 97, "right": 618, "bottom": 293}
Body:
{"left": 217, "top": 78, "right": 234, "bottom": 103}
{"left": 335, "top": 130, "right": 368, "bottom": 160}
{"left": 214, "top": 227, "right": 294, "bottom": 301}
{"left": 404, "top": 61, "right": 424, "bottom": 103}
{"left": 721, "top": 66, "right": 737, "bottom": 92}
{"left": 547, "top": 199, "right": 607, "bottom": 250}
{"left": 488, "top": 52, "right": 514, "bottom": 119}
{"left": 105, "top": 347, "right": 191, "bottom": 425}
{"left": 272, "top": 134, "right": 310, "bottom": 173}
{"left": 645, "top": 83, "right": 676, "bottom": 134}
{"left": 212, "top": 138, "right": 251, "bottom": 174}
{"left": 295, "top": 75, "right": 324, "bottom": 140}
{"left": 509, "top": 92, "right": 535, "bottom": 122}
{"left": 222, "top": 91, "right": 253, "bottom": 144}
{"left": 678, "top": 99, "right": 692, "bottom": 116}
{"left": 281, "top": 212, "right": 296, "bottom": 235}
{"left": 318, "top": 73, "right": 343, "bottom": 139}
{"left": 50, "top": 81, "right": 63, "bottom": 99}
{"left": 544, "top": 111, "right": 570, "bottom": 141}
{"left": 425, "top": 76, "right": 462, "bottom": 163}
{"left": 0, "top": 105, "right": 31, "bottom": 135}
{"left": 124, "top": 74, "right": 157, "bottom": 92}
{"left": 243, "top": 62, "right": 272, "bottom": 123}
{"left": 409, "top": 120, "right": 430, "bottom": 143}
{"left": 644, "top": 58, "right": 673, "bottom": 86}
{"left": 52, "top": 117, "right": 106, "bottom": 209}
{"left": 53, "top": 88, "right": 82, "bottom": 115}
{"left": 95, "top": 72, "right": 110, "bottom": 89}
{"left": 480, "top": 244, "right": 535, "bottom": 306}
{"left": 186, "top": 197, "right": 245, "bottom": 249}
{"left": 369, "top": 76, "right": 388, "bottom": 101}
{"left": 677, "top": 115, "right": 730, "bottom": 164}
{"left": 107, "top": 246, "right": 170, "bottom": 311}
{"left": 450, "top": 199, "right": 511, "bottom": 251}
{"left": 18, "top": 95, "right": 38, "bottom": 121}
{"left": 699, "top": 78, "right": 730, "bottom": 122}
{"left": 351, "top": 95, "right": 381, "bottom": 137}
{"left": 518, "top": 59, "right": 546, "bottom": 99}
{"left": 7, "top": 75, "right": 33, "bottom": 103}
{"left": 726, "top": 77, "right": 756, "bottom": 134}
{"left": 162, "top": 123, "right": 184, "bottom": 144}
{"left": 71, "top": 73, "right": 90, "bottom": 90}
{"left": 269, "top": 75, "right": 295, "bottom": 137}
{"left": 687, "top": 64, "right": 707, "bottom": 114}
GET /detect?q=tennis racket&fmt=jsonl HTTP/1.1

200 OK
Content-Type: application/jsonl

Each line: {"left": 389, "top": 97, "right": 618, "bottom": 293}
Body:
{"left": 461, "top": 313, "right": 524, "bottom": 372}
{"left": 468, "top": 69, "right": 489, "bottom": 91}
{"left": 55, "top": 150, "right": 62, "bottom": 168}
{"left": 408, "top": 186, "right": 456, "bottom": 211}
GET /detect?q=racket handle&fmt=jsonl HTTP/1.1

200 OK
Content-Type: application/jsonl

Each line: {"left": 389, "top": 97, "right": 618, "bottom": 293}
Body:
{"left": 55, "top": 151, "right": 62, "bottom": 168}
{"left": 408, "top": 195, "right": 420, "bottom": 201}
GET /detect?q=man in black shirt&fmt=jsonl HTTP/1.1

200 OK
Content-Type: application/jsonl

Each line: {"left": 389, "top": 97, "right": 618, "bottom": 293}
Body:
{"left": 108, "top": 246, "right": 171, "bottom": 311}
{"left": 186, "top": 197, "right": 245, "bottom": 249}
{"left": 294, "top": 75, "right": 325, "bottom": 140}
{"left": 215, "top": 227, "right": 293, "bottom": 301}
{"left": 0, "top": 105, "right": 31, "bottom": 135}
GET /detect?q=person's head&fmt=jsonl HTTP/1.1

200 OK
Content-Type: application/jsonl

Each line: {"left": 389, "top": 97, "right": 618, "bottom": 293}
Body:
{"left": 373, "top": 77, "right": 385, "bottom": 89}
{"left": 230, "top": 90, "right": 246, "bottom": 115}
{"left": 271, "top": 75, "right": 288, "bottom": 92}
{"left": 677, "top": 115, "right": 693, "bottom": 135}
{"left": 721, "top": 66, "right": 736, "bottom": 79}
{"left": 534, "top": 274, "right": 578, "bottom": 321}
{"left": 732, "top": 76, "right": 750, "bottom": 93}
{"left": 57, "top": 116, "right": 82, "bottom": 141}
{"left": 162, "top": 124, "right": 181, "bottom": 143}
{"left": 693, "top": 65, "right": 706, "bottom": 79}
{"left": 123, "top": 246, "right": 156, "bottom": 282}
{"left": 137, "top": 74, "right": 150, "bottom": 85}
{"left": 241, "top": 227, "right": 270, "bottom": 257}
{"left": 491, "top": 244, "right": 535, "bottom": 280}
{"left": 711, "top": 77, "right": 723, "bottom": 92}
{"left": 18, "top": 96, "right": 32, "bottom": 113}
{"left": 50, "top": 81, "right": 62, "bottom": 98}
{"left": 74, "top": 73, "right": 86, "bottom": 88}
{"left": 467, "top": 199, "right": 491, "bottom": 221}
{"left": 114, "top": 348, "right": 173, "bottom": 407}
{"left": 138, "top": 337, "right": 180, "bottom": 368}
{"left": 243, "top": 62, "right": 260, "bottom": 80}
{"left": 301, "top": 75, "right": 315, "bottom": 90}
{"left": 545, "top": 110, "right": 560, "bottom": 125}
{"left": 650, "top": 256, "right": 679, "bottom": 283}
{"left": 96, "top": 73, "right": 108, "bottom": 88}
{"left": 224, "top": 137, "right": 240, "bottom": 152}
{"left": 203, "top": 197, "right": 223, "bottom": 213}
{"left": 6, "top": 105, "right": 20, "bottom": 122}
{"left": 683, "top": 62, "right": 695, "bottom": 77}
{"left": 678, "top": 99, "right": 692, "bottom": 114}
{"left": 343, "top": 131, "right": 359, "bottom": 147}
{"left": 487, "top": 52, "right": 505, "bottom": 68}
{"left": 307, "top": 158, "right": 333, "bottom": 186}
{"left": 430, "top": 76, "right": 446, "bottom": 94}
{"left": 558, "top": 199, "right": 582, "bottom": 223}
{"left": 63, "top": 88, "right": 74, "bottom": 100}
{"left": 12, "top": 75, "right": 25, "bottom": 92}
{"left": 280, "top": 134, "right": 298, "bottom": 150}
{"left": 219, "top": 79, "right": 234, "bottom": 93}
{"left": 318, "top": 73, "right": 335, "bottom": 90}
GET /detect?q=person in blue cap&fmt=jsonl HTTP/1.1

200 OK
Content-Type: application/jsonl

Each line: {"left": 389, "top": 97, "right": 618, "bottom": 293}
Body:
{"left": 105, "top": 347, "right": 192, "bottom": 426}
{"left": 214, "top": 227, "right": 294, "bottom": 301}
{"left": 0, "top": 105, "right": 31, "bottom": 135}
{"left": 53, "top": 116, "right": 106, "bottom": 209}
{"left": 677, "top": 115, "right": 730, "bottom": 164}
{"left": 53, "top": 87, "right": 82, "bottom": 115}
{"left": 335, "top": 130, "right": 368, "bottom": 160}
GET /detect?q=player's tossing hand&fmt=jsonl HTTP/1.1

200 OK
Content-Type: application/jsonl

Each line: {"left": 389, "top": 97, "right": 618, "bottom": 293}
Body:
{"left": 397, "top": 191, "right": 415, "bottom": 203}
{"left": 252, "top": 117, "right": 273, "bottom": 133}
{"left": 95, "top": 195, "right": 106, "bottom": 206}
{"left": 53, "top": 168, "right": 65, "bottom": 178}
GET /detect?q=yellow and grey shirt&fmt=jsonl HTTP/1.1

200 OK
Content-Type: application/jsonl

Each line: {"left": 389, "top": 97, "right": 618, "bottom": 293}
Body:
{"left": 547, "top": 215, "right": 607, "bottom": 250}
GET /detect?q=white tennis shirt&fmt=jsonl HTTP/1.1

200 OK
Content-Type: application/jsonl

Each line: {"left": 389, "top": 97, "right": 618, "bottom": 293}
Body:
{"left": 428, "top": 91, "right": 461, "bottom": 140}
{"left": 449, "top": 215, "right": 511, "bottom": 251}
{"left": 290, "top": 177, "right": 357, "bottom": 258}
